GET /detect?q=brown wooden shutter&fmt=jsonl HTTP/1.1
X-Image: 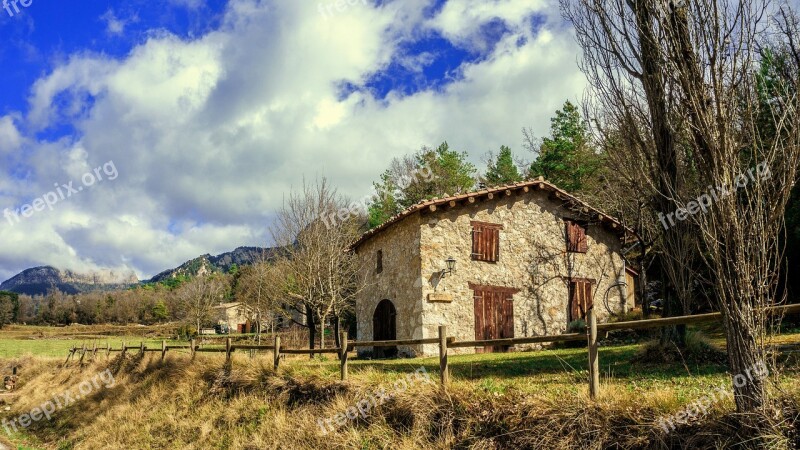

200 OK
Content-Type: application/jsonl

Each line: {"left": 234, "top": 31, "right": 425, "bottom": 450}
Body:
{"left": 471, "top": 221, "right": 503, "bottom": 262}
{"left": 565, "top": 220, "right": 588, "bottom": 253}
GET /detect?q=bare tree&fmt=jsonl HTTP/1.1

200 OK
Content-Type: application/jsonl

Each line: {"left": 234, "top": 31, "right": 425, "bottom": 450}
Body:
{"left": 563, "top": 0, "right": 800, "bottom": 429}
{"left": 271, "top": 177, "right": 368, "bottom": 354}
{"left": 235, "top": 254, "right": 283, "bottom": 344}
{"left": 176, "top": 274, "right": 228, "bottom": 333}
{"left": 563, "top": 0, "right": 701, "bottom": 349}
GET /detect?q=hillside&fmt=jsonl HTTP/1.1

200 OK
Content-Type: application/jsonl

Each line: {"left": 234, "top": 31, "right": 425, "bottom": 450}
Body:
{"left": 0, "top": 266, "right": 138, "bottom": 296}
{"left": 0, "top": 246, "right": 279, "bottom": 296}
{"left": 146, "top": 246, "right": 278, "bottom": 283}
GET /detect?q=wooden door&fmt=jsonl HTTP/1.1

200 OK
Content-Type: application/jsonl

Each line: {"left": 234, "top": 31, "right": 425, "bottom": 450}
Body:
{"left": 569, "top": 280, "right": 594, "bottom": 322}
{"left": 372, "top": 299, "right": 397, "bottom": 358}
{"left": 473, "top": 286, "right": 515, "bottom": 353}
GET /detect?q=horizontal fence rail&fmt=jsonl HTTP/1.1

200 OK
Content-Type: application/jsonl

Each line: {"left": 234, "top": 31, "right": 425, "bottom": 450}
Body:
{"left": 62, "top": 303, "right": 800, "bottom": 396}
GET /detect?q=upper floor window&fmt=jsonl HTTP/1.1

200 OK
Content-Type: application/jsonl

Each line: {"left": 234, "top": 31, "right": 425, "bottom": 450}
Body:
{"left": 565, "top": 219, "right": 588, "bottom": 253}
{"left": 471, "top": 221, "right": 503, "bottom": 262}
{"left": 376, "top": 250, "right": 383, "bottom": 274}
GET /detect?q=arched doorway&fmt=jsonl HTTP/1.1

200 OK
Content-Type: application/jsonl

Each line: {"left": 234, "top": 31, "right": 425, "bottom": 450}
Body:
{"left": 372, "top": 299, "right": 397, "bottom": 358}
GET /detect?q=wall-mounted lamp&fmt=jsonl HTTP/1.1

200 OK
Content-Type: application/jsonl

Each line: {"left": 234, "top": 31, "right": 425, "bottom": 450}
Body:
{"left": 440, "top": 256, "right": 456, "bottom": 279}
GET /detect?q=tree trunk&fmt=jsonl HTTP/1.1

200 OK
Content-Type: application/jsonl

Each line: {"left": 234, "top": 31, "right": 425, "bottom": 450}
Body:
{"left": 306, "top": 306, "right": 316, "bottom": 359}
{"left": 655, "top": 255, "right": 687, "bottom": 347}
{"left": 319, "top": 313, "right": 327, "bottom": 351}
{"left": 724, "top": 310, "right": 767, "bottom": 413}
{"left": 333, "top": 316, "right": 341, "bottom": 349}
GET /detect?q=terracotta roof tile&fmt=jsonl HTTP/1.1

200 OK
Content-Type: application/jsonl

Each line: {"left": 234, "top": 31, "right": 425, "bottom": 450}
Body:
{"left": 350, "top": 179, "right": 633, "bottom": 250}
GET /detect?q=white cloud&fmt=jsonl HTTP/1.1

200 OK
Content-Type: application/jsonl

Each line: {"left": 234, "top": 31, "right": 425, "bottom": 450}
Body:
{"left": 0, "top": 115, "right": 22, "bottom": 153}
{"left": 1, "top": 0, "right": 586, "bottom": 282}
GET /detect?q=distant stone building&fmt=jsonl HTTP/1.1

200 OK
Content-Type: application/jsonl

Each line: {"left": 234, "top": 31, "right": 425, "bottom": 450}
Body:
{"left": 212, "top": 302, "right": 253, "bottom": 333}
{"left": 351, "top": 179, "right": 637, "bottom": 357}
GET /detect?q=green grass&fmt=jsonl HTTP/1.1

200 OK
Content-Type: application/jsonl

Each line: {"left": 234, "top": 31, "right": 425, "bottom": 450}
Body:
{"left": 284, "top": 344, "right": 736, "bottom": 401}
{"left": 0, "top": 337, "right": 175, "bottom": 358}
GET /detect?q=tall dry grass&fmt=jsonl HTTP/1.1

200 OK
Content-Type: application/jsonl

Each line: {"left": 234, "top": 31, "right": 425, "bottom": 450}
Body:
{"left": 2, "top": 354, "right": 799, "bottom": 449}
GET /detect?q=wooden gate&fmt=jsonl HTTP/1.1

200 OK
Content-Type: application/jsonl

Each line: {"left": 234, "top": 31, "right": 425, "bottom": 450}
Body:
{"left": 470, "top": 284, "right": 518, "bottom": 353}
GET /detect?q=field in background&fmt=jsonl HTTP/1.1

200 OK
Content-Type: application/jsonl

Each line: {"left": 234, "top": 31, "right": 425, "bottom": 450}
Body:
{"left": 0, "top": 324, "right": 179, "bottom": 358}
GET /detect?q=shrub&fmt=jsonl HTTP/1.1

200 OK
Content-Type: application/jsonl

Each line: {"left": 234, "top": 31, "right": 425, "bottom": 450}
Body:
{"left": 567, "top": 319, "right": 586, "bottom": 334}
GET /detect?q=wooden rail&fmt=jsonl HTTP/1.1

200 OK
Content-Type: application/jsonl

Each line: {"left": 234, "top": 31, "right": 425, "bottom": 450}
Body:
{"left": 62, "top": 303, "right": 800, "bottom": 397}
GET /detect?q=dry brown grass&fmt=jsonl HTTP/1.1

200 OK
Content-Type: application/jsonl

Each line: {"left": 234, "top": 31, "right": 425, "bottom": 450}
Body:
{"left": 1, "top": 353, "right": 799, "bottom": 450}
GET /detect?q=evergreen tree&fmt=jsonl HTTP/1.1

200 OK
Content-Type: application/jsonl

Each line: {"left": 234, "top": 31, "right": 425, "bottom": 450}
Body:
{"left": 368, "top": 142, "right": 477, "bottom": 228}
{"left": 484, "top": 145, "right": 522, "bottom": 186}
{"left": 529, "top": 101, "right": 603, "bottom": 193}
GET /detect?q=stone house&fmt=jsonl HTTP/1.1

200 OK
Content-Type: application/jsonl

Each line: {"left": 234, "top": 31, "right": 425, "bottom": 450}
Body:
{"left": 351, "top": 179, "right": 636, "bottom": 357}
{"left": 212, "top": 302, "right": 254, "bottom": 333}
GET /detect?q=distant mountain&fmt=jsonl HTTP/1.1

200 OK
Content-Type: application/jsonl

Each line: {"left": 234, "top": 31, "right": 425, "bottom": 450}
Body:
{"left": 0, "top": 266, "right": 139, "bottom": 296}
{"left": 147, "top": 246, "right": 277, "bottom": 283}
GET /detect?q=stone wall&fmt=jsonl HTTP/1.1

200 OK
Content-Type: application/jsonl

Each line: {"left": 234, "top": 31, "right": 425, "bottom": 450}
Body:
{"left": 354, "top": 214, "right": 424, "bottom": 357}
{"left": 418, "top": 190, "right": 629, "bottom": 355}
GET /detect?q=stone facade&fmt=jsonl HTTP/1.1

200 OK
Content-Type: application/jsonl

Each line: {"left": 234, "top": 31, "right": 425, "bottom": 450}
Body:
{"left": 354, "top": 214, "right": 424, "bottom": 357}
{"left": 354, "top": 184, "right": 633, "bottom": 357}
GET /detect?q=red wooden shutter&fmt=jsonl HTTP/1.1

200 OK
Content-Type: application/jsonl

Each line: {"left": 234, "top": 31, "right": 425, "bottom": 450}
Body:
{"left": 471, "top": 221, "right": 503, "bottom": 262}
{"left": 565, "top": 220, "right": 588, "bottom": 253}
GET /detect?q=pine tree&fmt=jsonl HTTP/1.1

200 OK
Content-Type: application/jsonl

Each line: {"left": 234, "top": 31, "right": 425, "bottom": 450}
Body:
{"left": 368, "top": 142, "right": 476, "bottom": 228}
{"left": 484, "top": 145, "right": 522, "bottom": 186}
{"left": 529, "top": 101, "right": 603, "bottom": 193}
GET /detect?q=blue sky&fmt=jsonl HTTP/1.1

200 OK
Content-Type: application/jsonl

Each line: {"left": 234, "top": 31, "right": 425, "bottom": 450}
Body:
{"left": 0, "top": 0, "right": 585, "bottom": 282}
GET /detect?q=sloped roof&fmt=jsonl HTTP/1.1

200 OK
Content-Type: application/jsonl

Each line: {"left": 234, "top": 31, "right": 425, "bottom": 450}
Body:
{"left": 351, "top": 178, "right": 633, "bottom": 250}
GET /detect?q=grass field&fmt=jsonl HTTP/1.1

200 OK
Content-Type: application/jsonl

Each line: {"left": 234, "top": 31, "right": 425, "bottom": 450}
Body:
{"left": 0, "top": 324, "right": 183, "bottom": 358}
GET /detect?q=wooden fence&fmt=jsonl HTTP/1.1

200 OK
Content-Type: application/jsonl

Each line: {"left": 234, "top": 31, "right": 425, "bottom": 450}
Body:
{"left": 63, "top": 303, "right": 800, "bottom": 399}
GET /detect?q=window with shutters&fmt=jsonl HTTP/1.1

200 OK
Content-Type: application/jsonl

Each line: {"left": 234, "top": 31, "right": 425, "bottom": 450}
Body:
{"left": 376, "top": 250, "right": 383, "bottom": 274}
{"left": 565, "top": 219, "right": 588, "bottom": 253}
{"left": 568, "top": 279, "right": 594, "bottom": 321}
{"left": 471, "top": 221, "right": 503, "bottom": 262}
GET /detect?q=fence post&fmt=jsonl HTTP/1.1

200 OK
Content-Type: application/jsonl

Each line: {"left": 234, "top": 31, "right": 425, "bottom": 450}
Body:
{"left": 439, "top": 325, "right": 449, "bottom": 387}
{"left": 161, "top": 340, "right": 167, "bottom": 362}
{"left": 273, "top": 335, "right": 281, "bottom": 370}
{"left": 588, "top": 308, "right": 600, "bottom": 400}
{"left": 92, "top": 341, "right": 98, "bottom": 359}
{"left": 79, "top": 343, "right": 87, "bottom": 364}
{"left": 121, "top": 341, "right": 127, "bottom": 357}
{"left": 226, "top": 337, "right": 232, "bottom": 363}
{"left": 64, "top": 347, "right": 75, "bottom": 367}
{"left": 106, "top": 342, "right": 110, "bottom": 358}
{"left": 190, "top": 338, "right": 196, "bottom": 360}
{"left": 339, "top": 331, "right": 349, "bottom": 381}
{"left": 140, "top": 342, "right": 145, "bottom": 356}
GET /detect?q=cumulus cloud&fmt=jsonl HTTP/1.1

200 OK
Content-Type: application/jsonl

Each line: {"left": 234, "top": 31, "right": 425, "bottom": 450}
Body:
{"left": 0, "top": 0, "right": 586, "bottom": 283}
{"left": 0, "top": 115, "right": 22, "bottom": 153}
